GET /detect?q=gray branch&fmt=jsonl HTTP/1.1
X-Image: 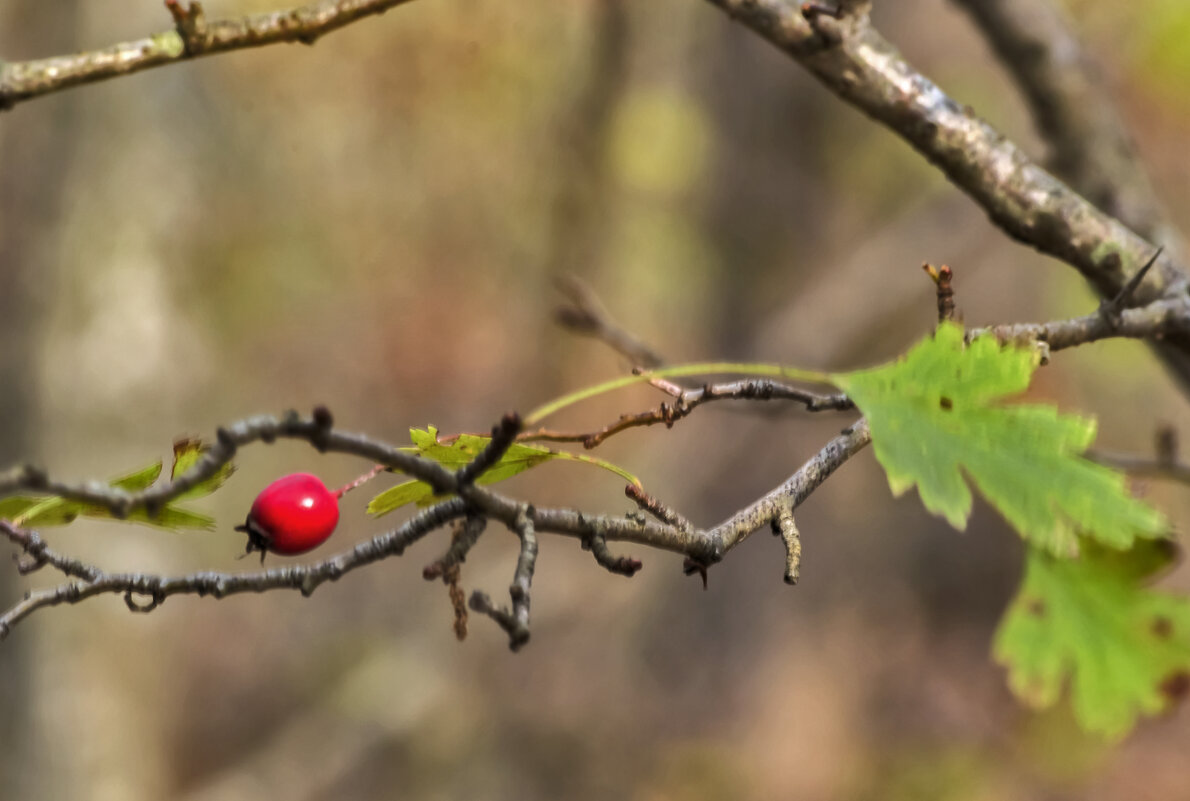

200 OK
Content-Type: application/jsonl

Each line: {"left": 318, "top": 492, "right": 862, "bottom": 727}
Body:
{"left": 0, "top": 0, "right": 418, "bottom": 110}
{"left": 701, "top": 0, "right": 1190, "bottom": 389}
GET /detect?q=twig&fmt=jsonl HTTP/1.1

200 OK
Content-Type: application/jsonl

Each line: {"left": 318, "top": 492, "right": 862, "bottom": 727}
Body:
{"left": 974, "top": 295, "right": 1190, "bottom": 353}
{"left": 469, "top": 505, "right": 538, "bottom": 651}
{"left": 519, "top": 379, "right": 853, "bottom": 449}
{"left": 922, "top": 263, "right": 957, "bottom": 323}
{"left": 626, "top": 485, "right": 694, "bottom": 533}
{"left": 456, "top": 412, "right": 522, "bottom": 486}
{"left": 0, "top": 0, "right": 419, "bottom": 111}
{"left": 1088, "top": 426, "right": 1190, "bottom": 487}
{"left": 581, "top": 534, "right": 642, "bottom": 577}
{"left": 423, "top": 516, "right": 487, "bottom": 640}
{"left": 1101, "top": 248, "right": 1164, "bottom": 325}
{"left": 770, "top": 503, "right": 801, "bottom": 585}
{"left": 555, "top": 275, "right": 665, "bottom": 369}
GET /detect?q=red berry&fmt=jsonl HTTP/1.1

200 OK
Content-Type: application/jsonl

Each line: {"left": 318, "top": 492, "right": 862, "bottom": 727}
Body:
{"left": 235, "top": 473, "right": 340, "bottom": 560}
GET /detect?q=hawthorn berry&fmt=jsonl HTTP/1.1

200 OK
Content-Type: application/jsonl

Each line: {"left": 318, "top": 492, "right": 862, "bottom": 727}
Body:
{"left": 236, "top": 473, "right": 340, "bottom": 560}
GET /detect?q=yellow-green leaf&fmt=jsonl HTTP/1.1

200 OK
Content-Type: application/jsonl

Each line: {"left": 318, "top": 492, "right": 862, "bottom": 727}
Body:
{"left": 367, "top": 426, "right": 641, "bottom": 517}
{"left": 833, "top": 323, "right": 1166, "bottom": 556}
{"left": 995, "top": 540, "right": 1190, "bottom": 738}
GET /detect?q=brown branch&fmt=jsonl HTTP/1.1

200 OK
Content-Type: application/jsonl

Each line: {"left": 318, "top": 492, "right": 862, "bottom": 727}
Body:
{"left": 0, "top": 0, "right": 418, "bottom": 111}
{"left": 520, "top": 378, "right": 854, "bottom": 449}
{"left": 700, "top": 0, "right": 1190, "bottom": 391}
{"left": 555, "top": 275, "right": 665, "bottom": 369}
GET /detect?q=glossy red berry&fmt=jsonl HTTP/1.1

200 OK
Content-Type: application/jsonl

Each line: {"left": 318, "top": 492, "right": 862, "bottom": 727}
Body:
{"left": 236, "top": 473, "right": 340, "bottom": 560}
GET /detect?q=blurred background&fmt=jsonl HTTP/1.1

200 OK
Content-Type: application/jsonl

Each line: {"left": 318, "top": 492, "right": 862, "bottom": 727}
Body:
{"left": 1, "top": 0, "right": 1189, "bottom": 798}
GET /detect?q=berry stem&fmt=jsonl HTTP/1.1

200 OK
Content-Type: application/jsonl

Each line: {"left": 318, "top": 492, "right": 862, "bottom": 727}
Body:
{"left": 334, "top": 464, "right": 386, "bottom": 499}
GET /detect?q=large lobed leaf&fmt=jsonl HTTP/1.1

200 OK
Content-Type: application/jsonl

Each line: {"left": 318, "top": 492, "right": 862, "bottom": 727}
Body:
{"left": 368, "top": 426, "right": 640, "bottom": 517}
{"left": 0, "top": 439, "right": 234, "bottom": 531}
{"left": 833, "top": 322, "right": 1166, "bottom": 556}
{"left": 995, "top": 540, "right": 1190, "bottom": 739}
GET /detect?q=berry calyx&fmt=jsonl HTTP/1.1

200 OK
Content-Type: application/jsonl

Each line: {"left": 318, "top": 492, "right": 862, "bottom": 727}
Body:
{"left": 236, "top": 473, "right": 340, "bottom": 560}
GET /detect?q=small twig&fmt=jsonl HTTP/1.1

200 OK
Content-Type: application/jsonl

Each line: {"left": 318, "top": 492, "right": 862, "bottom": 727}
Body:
{"left": 164, "top": 0, "right": 210, "bottom": 55}
{"left": 423, "top": 516, "right": 487, "bottom": 580}
{"left": 770, "top": 503, "right": 802, "bottom": 585}
{"left": 923, "top": 263, "right": 957, "bottom": 323}
{"left": 467, "top": 505, "right": 538, "bottom": 651}
{"left": 519, "top": 379, "right": 853, "bottom": 449}
{"left": 626, "top": 484, "right": 694, "bottom": 533}
{"left": 456, "top": 412, "right": 522, "bottom": 486}
{"left": 555, "top": 275, "right": 664, "bottom": 369}
{"left": 975, "top": 295, "right": 1190, "bottom": 353}
{"left": 1101, "top": 247, "right": 1164, "bottom": 326}
{"left": 1088, "top": 426, "right": 1190, "bottom": 486}
{"left": 582, "top": 534, "right": 642, "bottom": 577}
{"left": 1, "top": 0, "right": 421, "bottom": 111}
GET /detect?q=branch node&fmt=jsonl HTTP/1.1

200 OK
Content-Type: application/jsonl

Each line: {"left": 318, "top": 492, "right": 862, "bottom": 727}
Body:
{"left": 1101, "top": 247, "right": 1164, "bottom": 327}
{"left": 625, "top": 484, "right": 694, "bottom": 533}
{"left": 771, "top": 505, "right": 802, "bottom": 585}
{"left": 165, "top": 0, "right": 210, "bottom": 55}
{"left": 124, "top": 589, "right": 163, "bottom": 614}
{"left": 456, "top": 412, "right": 522, "bottom": 486}
{"left": 923, "top": 263, "right": 957, "bottom": 323}
{"left": 581, "top": 533, "right": 642, "bottom": 577}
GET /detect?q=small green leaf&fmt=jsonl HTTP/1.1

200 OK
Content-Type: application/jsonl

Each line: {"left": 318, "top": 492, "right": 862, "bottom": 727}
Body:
{"left": 367, "top": 426, "right": 642, "bottom": 517}
{"left": 170, "top": 438, "right": 235, "bottom": 500}
{"left": 995, "top": 540, "right": 1190, "bottom": 739}
{"left": 833, "top": 322, "right": 1166, "bottom": 556}
{"left": 1, "top": 440, "right": 231, "bottom": 532}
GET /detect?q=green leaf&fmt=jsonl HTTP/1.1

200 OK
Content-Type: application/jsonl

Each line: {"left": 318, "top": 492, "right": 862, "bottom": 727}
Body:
{"left": 995, "top": 540, "right": 1190, "bottom": 739}
{"left": 367, "top": 426, "right": 642, "bottom": 517}
{"left": 833, "top": 322, "right": 1166, "bottom": 556}
{"left": 170, "top": 438, "right": 235, "bottom": 500}
{"left": 1, "top": 440, "right": 231, "bottom": 532}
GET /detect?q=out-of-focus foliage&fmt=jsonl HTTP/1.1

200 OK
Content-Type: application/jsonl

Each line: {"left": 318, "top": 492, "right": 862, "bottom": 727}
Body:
{"left": 995, "top": 540, "right": 1190, "bottom": 738}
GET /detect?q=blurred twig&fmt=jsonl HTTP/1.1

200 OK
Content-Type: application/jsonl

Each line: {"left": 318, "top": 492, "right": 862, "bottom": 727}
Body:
{"left": 556, "top": 275, "right": 665, "bottom": 369}
{"left": 0, "top": 0, "right": 419, "bottom": 110}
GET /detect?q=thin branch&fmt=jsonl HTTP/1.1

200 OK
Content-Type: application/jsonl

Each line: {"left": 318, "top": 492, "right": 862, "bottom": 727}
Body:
{"left": 1087, "top": 452, "right": 1190, "bottom": 487}
{"left": 555, "top": 275, "right": 665, "bottom": 369}
{"left": 0, "top": 498, "right": 469, "bottom": 639}
{"left": 770, "top": 503, "right": 801, "bottom": 585}
{"left": 973, "top": 295, "right": 1190, "bottom": 353}
{"left": 700, "top": 0, "right": 1190, "bottom": 391}
{"left": 469, "top": 504, "right": 538, "bottom": 651}
{"left": 456, "top": 412, "right": 522, "bottom": 486}
{"left": 1088, "top": 426, "right": 1190, "bottom": 487}
{"left": 581, "top": 534, "right": 643, "bottom": 577}
{"left": 0, "top": 0, "right": 418, "bottom": 111}
{"left": 519, "top": 379, "right": 853, "bottom": 448}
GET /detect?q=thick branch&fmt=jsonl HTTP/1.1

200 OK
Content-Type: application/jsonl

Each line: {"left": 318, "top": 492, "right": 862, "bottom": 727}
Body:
{"left": 0, "top": 0, "right": 417, "bottom": 110}
{"left": 701, "top": 0, "right": 1190, "bottom": 381}
{"left": 949, "top": 0, "right": 1175, "bottom": 248}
